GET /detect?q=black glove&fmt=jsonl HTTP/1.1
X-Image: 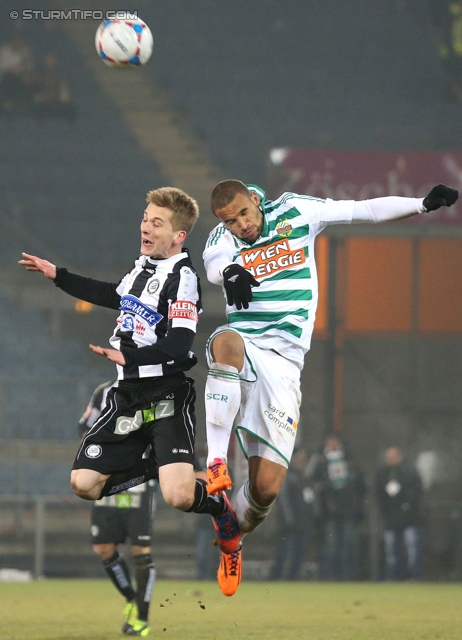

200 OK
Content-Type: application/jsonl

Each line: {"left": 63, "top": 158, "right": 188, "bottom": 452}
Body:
{"left": 223, "top": 264, "right": 260, "bottom": 310}
{"left": 423, "top": 184, "right": 458, "bottom": 212}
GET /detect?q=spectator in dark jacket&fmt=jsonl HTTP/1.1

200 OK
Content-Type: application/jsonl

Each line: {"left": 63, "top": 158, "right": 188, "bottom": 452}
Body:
{"left": 0, "top": 35, "right": 34, "bottom": 112}
{"left": 270, "top": 448, "right": 314, "bottom": 580}
{"left": 376, "top": 446, "right": 423, "bottom": 580}
{"left": 32, "top": 53, "right": 77, "bottom": 121}
{"left": 312, "top": 434, "right": 366, "bottom": 580}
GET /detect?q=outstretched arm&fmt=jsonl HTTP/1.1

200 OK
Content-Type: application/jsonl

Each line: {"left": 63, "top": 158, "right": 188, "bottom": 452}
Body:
{"left": 90, "top": 322, "right": 196, "bottom": 367}
{"left": 351, "top": 184, "right": 458, "bottom": 223}
{"left": 18, "top": 253, "right": 121, "bottom": 309}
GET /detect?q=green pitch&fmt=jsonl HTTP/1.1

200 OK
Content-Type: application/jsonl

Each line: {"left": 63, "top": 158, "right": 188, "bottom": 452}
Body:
{"left": 1, "top": 579, "right": 461, "bottom": 640}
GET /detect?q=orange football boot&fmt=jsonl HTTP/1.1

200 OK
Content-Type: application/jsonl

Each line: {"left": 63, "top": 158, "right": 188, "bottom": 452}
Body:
{"left": 217, "top": 546, "right": 242, "bottom": 597}
{"left": 206, "top": 457, "right": 233, "bottom": 494}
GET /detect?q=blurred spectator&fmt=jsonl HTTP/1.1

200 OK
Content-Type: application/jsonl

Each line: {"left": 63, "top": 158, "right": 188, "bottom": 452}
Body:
{"left": 32, "top": 53, "right": 77, "bottom": 121}
{"left": 312, "top": 434, "right": 366, "bottom": 581}
{"left": 427, "top": 1, "right": 462, "bottom": 101}
{"left": 270, "top": 448, "right": 315, "bottom": 580}
{"left": 375, "top": 446, "right": 423, "bottom": 580}
{"left": 0, "top": 35, "right": 35, "bottom": 112}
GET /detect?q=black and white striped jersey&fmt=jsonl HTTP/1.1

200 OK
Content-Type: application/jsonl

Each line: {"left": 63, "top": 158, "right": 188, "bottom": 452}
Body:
{"left": 78, "top": 379, "right": 117, "bottom": 438}
{"left": 111, "top": 251, "right": 200, "bottom": 379}
{"left": 54, "top": 249, "right": 201, "bottom": 380}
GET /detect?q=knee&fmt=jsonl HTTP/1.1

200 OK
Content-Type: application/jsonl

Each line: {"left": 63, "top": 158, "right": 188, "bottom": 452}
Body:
{"left": 210, "top": 332, "right": 244, "bottom": 370}
{"left": 248, "top": 480, "right": 278, "bottom": 507}
{"left": 162, "top": 486, "right": 194, "bottom": 511}
{"left": 70, "top": 470, "right": 100, "bottom": 501}
{"left": 132, "top": 545, "right": 151, "bottom": 557}
{"left": 248, "top": 470, "right": 281, "bottom": 506}
{"left": 159, "top": 463, "right": 196, "bottom": 511}
{"left": 93, "top": 543, "right": 115, "bottom": 561}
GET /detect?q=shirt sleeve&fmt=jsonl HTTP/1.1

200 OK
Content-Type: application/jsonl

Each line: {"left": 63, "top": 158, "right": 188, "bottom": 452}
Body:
{"left": 351, "top": 197, "right": 425, "bottom": 223}
{"left": 203, "top": 225, "right": 235, "bottom": 285}
{"left": 121, "top": 327, "right": 195, "bottom": 367}
{"left": 280, "top": 194, "right": 355, "bottom": 234}
{"left": 54, "top": 268, "right": 122, "bottom": 310}
{"left": 288, "top": 193, "right": 425, "bottom": 233}
{"left": 168, "top": 265, "right": 200, "bottom": 331}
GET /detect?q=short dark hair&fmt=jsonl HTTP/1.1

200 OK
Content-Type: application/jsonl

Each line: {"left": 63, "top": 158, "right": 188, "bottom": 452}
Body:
{"left": 210, "top": 180, "right": 250, "bottom": 214}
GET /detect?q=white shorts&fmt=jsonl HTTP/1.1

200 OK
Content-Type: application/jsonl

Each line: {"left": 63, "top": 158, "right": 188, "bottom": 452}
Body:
{"left": 206, "top": 326, "right": 302, "bottom": 468}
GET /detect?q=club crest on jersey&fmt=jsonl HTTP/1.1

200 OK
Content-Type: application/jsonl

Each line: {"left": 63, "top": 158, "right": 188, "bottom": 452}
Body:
{"left": 147, "top": 278, "right": 160, "bottom": 294}
{"left": 85, "top": 444, "right": 102, "bottom": 458}
{"left": 119, "top": 295, "right": 163, "bottom": 327}
{"left": 117, "top": 315, "right": 147, "bottom": 335}
{"left": 120, "top": 315, "right": 135, "bottom": 331}
{"left": 241, "top": 238, "right": 305, "bottom": 279}
{"left": 135, "top": 321, "right": 146, "bottom": 336}
{"left": 275, "top": 219, "right": 293, "bottom": 237}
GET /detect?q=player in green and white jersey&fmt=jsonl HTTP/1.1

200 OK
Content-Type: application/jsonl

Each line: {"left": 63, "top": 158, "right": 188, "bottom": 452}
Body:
{"left": 202, "top": 179, "right": 458, "bottom": 596}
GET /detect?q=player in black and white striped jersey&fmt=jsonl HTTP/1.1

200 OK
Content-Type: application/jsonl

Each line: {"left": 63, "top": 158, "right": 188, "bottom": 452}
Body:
{"left": 19, "top": 188, "right": 235, "bottom": 598}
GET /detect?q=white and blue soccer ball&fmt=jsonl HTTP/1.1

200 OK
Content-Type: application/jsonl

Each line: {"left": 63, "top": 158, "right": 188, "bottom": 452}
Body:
{"left": 95, "top": 15, "right": 153, "bottom": 68}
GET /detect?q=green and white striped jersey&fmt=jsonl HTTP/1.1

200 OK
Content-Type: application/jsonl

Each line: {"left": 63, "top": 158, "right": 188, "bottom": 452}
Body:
{"left": 203, "top": 188, "right": 355, "bottom": 366}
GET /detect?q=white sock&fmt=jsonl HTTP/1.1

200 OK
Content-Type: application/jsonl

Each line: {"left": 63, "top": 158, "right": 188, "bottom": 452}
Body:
{"left": 234, "top": 481, "right": 274, "bottom": 534}
{"left": 205, "top": 363, "right": 240, "bottom": 466}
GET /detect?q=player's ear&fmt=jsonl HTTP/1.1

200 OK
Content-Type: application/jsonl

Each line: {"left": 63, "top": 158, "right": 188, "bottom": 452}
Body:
{"left": 173, "top": 229, "right": 187, "bottom": 245}
{"left": 249, "top": 191, "right": 261, "bottom": 206}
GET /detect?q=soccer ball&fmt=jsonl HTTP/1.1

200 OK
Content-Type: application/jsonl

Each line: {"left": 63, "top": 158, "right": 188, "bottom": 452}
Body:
{"left": 95, "top": 15, "right": 153, "bottom": 68}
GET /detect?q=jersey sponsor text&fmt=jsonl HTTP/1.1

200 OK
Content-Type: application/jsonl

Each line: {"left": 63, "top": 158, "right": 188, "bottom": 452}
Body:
{"left": 119, "top": 294, "right": 163, "bottom": 327}
{"left": 169, "top": 300, "right": 199, "bottom": 322}
{"left": 241, "top": 239, "right": 305, "bottom": 279}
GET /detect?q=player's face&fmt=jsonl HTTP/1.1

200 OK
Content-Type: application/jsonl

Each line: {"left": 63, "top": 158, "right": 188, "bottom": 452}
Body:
{"left": 140, "top": 203, "right": 185, "bottom": 259}
{"left": 214, "top": 192, "right": 264, "bottom": 244}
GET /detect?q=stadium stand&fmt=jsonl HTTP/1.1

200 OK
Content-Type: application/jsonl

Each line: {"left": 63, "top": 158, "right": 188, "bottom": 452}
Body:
{"left": 0, "top": 9, "right": 167, "bottom": 497}
{"left": 0, "top": 285, "right": 99, "bottom": 438}
{"left": 2, "top": 1, "right": 461, "bottom": 264}
{"left": 141, "top": 0, "right": 462, "bottom": 184}
{"left": 0, "top": 10, "right": 168, "bottom": 271}
{"left": 0, "top": 281, "right": 111, "bottom": 493}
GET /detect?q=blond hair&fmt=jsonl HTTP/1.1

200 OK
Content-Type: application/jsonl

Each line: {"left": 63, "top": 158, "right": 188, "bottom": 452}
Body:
{"left": 146, "top": 187, "right": 199, "bottom": 235}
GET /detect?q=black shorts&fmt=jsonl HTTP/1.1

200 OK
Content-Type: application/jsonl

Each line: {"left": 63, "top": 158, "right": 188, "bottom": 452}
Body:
{"left": 73, "top": 374, "right": 196, "bottom": 474}
{"left": 91, "top": 483, "right": 155, "bottom": 546}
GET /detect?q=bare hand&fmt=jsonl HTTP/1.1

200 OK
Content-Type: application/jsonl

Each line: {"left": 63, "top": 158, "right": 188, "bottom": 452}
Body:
{"left": 89, "top": 344, "right": 126, "bottom": 366}
{"left": 18, "top": 253, "right": 57, "bottom": 279}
